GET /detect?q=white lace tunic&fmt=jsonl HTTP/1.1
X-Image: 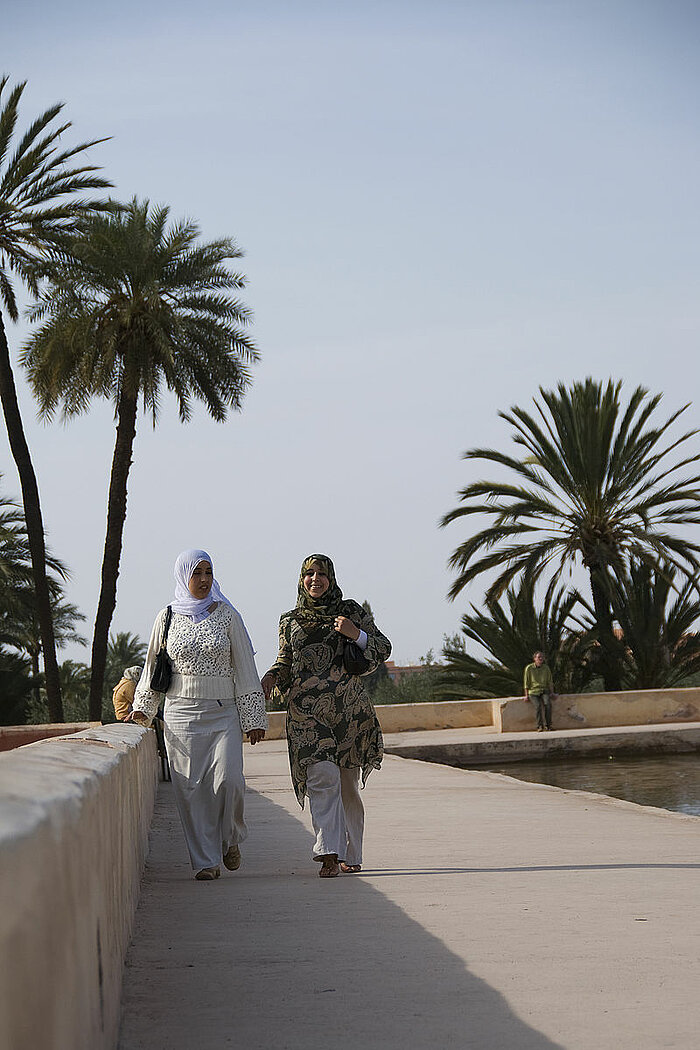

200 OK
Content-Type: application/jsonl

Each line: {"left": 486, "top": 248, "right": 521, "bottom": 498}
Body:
{"left": 133, "top": 603, "right": 267, "bottom": 733}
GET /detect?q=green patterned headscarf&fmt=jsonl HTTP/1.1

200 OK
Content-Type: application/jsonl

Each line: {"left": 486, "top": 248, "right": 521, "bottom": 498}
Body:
{"left": 295, "top": 554, "right": 345, "bottom": 624}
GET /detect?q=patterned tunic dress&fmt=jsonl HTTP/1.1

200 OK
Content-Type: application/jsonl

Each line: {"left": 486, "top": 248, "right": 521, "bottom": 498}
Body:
{"left": 272, "top": 599, "right": 392, "bottom": 805}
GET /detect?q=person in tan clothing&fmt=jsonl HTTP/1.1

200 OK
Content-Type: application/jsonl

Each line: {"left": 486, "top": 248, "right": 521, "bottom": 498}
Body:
{"left": 112, "top": 666, "right": 143, "bottom": 721}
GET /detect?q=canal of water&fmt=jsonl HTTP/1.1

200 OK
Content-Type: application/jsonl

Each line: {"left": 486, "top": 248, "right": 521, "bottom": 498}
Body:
{"left": 470, "top": 754, "right": 700, "bottom": 817}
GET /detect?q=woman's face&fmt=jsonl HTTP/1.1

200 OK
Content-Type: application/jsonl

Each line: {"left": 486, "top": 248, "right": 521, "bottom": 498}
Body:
{"left": 303, "top": 562, "right": 330, "bottom": 598}
{"left": 188, "top": 560, "right": 213, "bottom": 599}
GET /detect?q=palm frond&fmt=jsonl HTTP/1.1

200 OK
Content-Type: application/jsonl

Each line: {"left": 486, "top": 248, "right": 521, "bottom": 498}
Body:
{"left": 437, "top": 575, "right": 593, "bottom": 698}
{"left": 441, "top": 378, "right": 700, "bottom": 689}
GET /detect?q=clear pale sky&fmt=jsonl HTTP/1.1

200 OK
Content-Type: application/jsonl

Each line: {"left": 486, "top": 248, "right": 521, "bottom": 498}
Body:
{"left": 4, "top": 0, "right": 700, "bottom": 672}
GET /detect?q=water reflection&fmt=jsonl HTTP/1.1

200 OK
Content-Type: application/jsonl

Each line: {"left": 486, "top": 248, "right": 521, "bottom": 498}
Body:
{"left": 472, "top": 754, "right": 700, "bottom": 816}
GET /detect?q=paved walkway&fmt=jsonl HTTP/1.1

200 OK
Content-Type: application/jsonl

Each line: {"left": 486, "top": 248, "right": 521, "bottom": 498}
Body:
{"left": 119, "top": 740, "right": 700, "bottom": 1050}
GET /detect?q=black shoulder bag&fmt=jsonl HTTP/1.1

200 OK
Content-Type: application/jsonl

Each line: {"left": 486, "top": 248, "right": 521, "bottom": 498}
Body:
{"left": 150, "top": 605, "right": 173, "bottom": 693}
{"left": 343, "top": 638, "right": 370, "bottom": 676}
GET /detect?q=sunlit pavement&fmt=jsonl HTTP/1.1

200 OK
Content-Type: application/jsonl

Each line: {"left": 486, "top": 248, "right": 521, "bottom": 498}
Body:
{"left": 119, "top": 738, "right": 700, "bottom": 1050}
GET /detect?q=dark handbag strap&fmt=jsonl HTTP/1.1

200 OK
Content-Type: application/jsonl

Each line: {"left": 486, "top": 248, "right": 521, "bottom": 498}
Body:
{"left": 160, "top": 605, "right": 173, "bottom": 651}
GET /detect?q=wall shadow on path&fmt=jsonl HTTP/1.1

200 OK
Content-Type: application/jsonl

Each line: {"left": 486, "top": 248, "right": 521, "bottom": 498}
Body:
{"left": 120, "top": 783, "right": 565, "bottom": 1050}
{"left": 361, "top": 862, "right": 700, "bottom": 877}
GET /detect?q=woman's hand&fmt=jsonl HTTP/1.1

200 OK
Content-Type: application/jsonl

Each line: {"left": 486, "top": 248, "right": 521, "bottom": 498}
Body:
{"left": 126, "top": 710, "right": 149, "bottom": 725}
{"left": 247, "top": 728, "right": 266, "bottom": 745}
{"left": 261, "top": 672, "right": 276, "bottom": 702}
{"left": 334, "top": 616, "right": 360, "bottom": 641}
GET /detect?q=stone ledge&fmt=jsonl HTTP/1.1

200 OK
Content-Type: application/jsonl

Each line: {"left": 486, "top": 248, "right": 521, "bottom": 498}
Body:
{"left": 0, "top": 722, "right": 102, "bottom": 752}
{"left": 261, "top": 698, "right": 493, "bottom": 740}
{"left": 0, "top": 724, "right": 158, "bottom": 1050}
{"left": 496, "top": 687, "right": 700, "bottom": 733}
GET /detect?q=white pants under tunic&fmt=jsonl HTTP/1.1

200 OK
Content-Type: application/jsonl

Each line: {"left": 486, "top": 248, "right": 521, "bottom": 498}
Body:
{"left": 163, "top": 695, "right": 246, "bottom": 871}
{"left": 306, "top": 760, "right": 364, "bottom": 865}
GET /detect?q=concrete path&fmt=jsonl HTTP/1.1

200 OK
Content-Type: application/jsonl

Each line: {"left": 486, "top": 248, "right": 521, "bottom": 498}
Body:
{"left": 119, "top": 740, "right": 700, "bottom": 1050}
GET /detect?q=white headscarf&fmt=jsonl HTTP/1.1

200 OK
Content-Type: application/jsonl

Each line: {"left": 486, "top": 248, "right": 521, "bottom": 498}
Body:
{"left": 170, "top": 549, "right": 235, "bottom": 624}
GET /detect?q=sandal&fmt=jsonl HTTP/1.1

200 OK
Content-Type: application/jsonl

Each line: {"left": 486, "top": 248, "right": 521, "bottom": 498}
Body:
{"left": 340, "top": 863, "right": 362, "bottom": 873}
{"left": 195, "top": 866, "right": 221, "bottom": 881}
{"left": 318, "top": 855, "right": 340, "bottom": 878}
{"left": 223, "top": 844, "right": 241, "bottom": 871}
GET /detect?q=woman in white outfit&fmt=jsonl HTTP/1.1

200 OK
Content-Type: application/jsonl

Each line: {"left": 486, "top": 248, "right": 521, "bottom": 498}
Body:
{"left": 130, "top": 549, "right": 267, "bottom": 880}
{"left": 262, "top": 555, "right": 391, "bottom": 878}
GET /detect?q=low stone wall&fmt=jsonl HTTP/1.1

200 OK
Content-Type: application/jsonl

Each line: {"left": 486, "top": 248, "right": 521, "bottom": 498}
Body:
{"left": 375, "top": 699, "right": 493, "bottom": 733}
{"left": 0, "top": 724, "right": 158, "bottom": 1050}
{"left": 495, "top": 687, "right": 700, "bottom": 733}
{"left": 262, "top": 698, "right": 493, "bottom": 740}
{"left": 265, "top": 710, "right": 286, "bottom": 739}
{"left": 265, "top": 689, "right": 700, "bottom": 740}
{"left": 0, "top": 722, "right": 101, "bottom": 752}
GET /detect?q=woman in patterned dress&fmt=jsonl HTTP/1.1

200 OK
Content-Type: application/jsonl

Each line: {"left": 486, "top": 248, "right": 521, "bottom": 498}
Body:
{"left": 129, "top": 549, "right": 267, "bottom": 881}
{"left": 262, "top": 555, "right": 391, "bottom": 878}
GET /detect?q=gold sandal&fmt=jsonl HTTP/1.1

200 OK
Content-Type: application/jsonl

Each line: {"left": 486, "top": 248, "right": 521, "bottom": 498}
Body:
{"left": 318, "top": 855, "right": 340, "bottom": 878}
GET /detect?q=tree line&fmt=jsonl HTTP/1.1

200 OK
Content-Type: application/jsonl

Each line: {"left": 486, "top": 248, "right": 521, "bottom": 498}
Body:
{"left": 0, "top": 76, "right": 257, "bottom": 722}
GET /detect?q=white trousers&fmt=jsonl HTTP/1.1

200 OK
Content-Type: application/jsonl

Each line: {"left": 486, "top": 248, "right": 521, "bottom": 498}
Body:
{"left": 163, "top": 696, "right": 247, "bottom": 871}
{"left": 306, "top": 760, "right": 364, "bottom": 866}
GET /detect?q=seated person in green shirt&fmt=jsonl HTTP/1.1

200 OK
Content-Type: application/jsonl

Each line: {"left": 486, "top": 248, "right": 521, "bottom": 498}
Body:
{"left": 523, "top": 651, "right": 557, "bottom": 731}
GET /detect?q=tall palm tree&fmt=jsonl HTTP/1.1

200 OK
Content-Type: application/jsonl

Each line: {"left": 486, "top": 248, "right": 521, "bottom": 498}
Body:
{"left": 440, "top": 379, "right": 700, "bottom": 691}
{"left": 0, "top": 76, "right": 111, "bottom": 720}
{"left": 437, "top": 577, "right": 592, "bottom": 699}
{"left": 23, "top": 198, "right": 259, "bottom": 719}
{"left": 606, "top": 560, "right": 700, "bottom": 689}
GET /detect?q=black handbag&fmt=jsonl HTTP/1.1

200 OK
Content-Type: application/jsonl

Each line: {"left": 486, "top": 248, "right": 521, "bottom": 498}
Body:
{"left": 343, "top": 638, "right": 370, "bottom": 676}
{"left": 150, "top": 605, "right": 173, "bottom": 693}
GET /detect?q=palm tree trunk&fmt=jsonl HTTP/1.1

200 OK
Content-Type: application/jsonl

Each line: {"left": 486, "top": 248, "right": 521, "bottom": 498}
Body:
{"left": 88, "top": 389, "right": 138, "bottom": 721}
{"left": 0, "top": 314, "right": 64, "bottom": 722}
{"left": 589, "top": 565, "right": 622, "bottom": 692}
{"left": 87, "top": 386, "right": 136, "bottom": 722}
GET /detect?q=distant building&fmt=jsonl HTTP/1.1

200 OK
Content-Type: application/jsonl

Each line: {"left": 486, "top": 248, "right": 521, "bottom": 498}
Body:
{"left": 384, "top": 660, "right": 424, "bottom": 682}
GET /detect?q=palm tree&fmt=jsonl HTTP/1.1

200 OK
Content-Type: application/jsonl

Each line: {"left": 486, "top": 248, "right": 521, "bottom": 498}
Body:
{"left": 0, "top": 479, "right": 85, "bottom": 709}
{"left": 5, "top": 596, "right": 86, "bottom": 710}
{"left": 0, "top": 76, "right": 111, "bottom": 720}
{"left": 437, "top": 577, "right": 592, "bottom": 699}
{"left": 0, "top": 484, "right": 34, "bottom": 588}
{"left": 0, "top": 650, "right": 35, "bottom": 725}
{"left": 606, "top": 560, "right": 700, "bottom": 689}
{"left": 105, "top": 630, "right": 147, "bottom": 680}
{"left": 23, "top": 198, "right": 259, "bottom": 719}
{"left": 103, "top": 630, "right": 147, "bottom": 707}
{"left": 56, "top": 659, "right": 91, "bottom": 723}
{"left": 440, "top": 379, "right": 700, "bottom": 691}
